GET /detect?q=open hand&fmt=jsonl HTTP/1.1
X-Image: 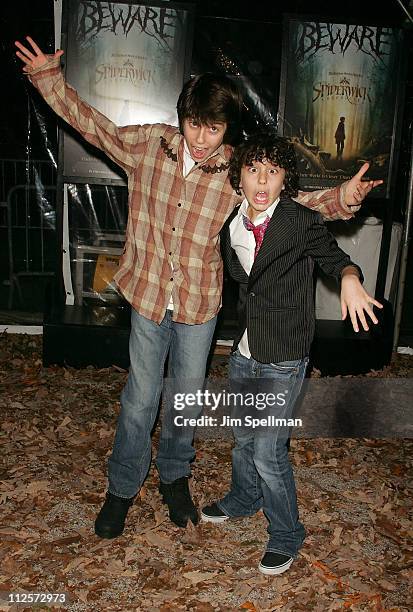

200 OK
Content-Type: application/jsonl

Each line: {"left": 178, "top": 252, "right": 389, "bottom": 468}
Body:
{"left": 15, "top": 36, "right": 64, "bottom": 72}
{"left": 343, "top": 162, "right": 383, "bottom": 207}
{"left": 341, "top": 272, "right": 383, "bottom": 332}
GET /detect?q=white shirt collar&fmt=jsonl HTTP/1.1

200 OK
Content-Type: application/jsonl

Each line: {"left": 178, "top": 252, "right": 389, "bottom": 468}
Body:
{"left": 183, "top": 139, "right": 191, "bottom": 158}
{"left": 183, "top": 140, "right": 196, "bottom": 176}
{"left": 238, "top": 196, "right": 280, "bottom": 226}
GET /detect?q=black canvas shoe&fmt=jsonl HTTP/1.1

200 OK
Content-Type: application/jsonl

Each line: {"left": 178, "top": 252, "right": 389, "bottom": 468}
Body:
{"left": 258, "top": 551, "right": 294, "bottom": 575}
{"left": 159, "top": 477, "right": 199, "bottom": 528}
{"left": 201, "top": 502, "right": 229, "bottom": 523}
{"left": 94, "top": 492, "right": 134, "bottom": 539}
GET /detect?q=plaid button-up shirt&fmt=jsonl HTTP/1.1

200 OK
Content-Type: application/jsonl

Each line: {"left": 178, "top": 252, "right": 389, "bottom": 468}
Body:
{"left": 29, "top": 59, "right": 356, "bottom": 324}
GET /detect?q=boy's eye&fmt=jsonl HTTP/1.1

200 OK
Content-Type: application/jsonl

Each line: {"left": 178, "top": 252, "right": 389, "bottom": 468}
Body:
{"left": 269, "top": 168, "right": 278, "bottom": 174}
{"left": 248, "top": 167, "right": 258, "bottom": 173}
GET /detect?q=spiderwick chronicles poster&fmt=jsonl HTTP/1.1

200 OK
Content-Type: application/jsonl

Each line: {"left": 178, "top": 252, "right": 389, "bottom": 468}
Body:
{"left": 61, "top": 0, "right": 194, "bottom": 183}
{"left": 278, "top": 16, "right": 406, "bottom": 196}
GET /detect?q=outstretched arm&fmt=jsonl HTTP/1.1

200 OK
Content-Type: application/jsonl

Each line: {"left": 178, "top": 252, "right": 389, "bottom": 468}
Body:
{"left": 15, "top": 36, "right": 150, "bottom": 174}
{"left": 303, "top": 213, "right": 383, "bottom": 332}
{"left": 295, "top": 162, "right": 383, "bottom": 221}
{"left": 340, "top": 268, "right": 383, "bottom": 333}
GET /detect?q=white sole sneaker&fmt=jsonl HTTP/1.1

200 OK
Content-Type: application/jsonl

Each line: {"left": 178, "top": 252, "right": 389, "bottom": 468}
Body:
{"left": 258, "top": 556, "right": 293, "bottom": 575}
{"left": 200, "top": 510, "right": 229, "bottom": 523}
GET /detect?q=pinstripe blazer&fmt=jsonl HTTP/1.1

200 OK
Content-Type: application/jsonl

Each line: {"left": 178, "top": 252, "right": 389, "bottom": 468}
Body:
{"left": 220, "top": 196, "right": 363, "bottom": 363}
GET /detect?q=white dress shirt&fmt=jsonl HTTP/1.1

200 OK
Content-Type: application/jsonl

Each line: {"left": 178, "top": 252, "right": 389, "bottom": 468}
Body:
{"left": 229, "top": 197, "right": 280, "bottom": 358}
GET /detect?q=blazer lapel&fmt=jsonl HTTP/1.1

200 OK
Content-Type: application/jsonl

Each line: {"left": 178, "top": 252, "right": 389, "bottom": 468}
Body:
{"left": 249, "top": 200, "right": 297, "bottom": 284}
{"left": 221, "top": 207, "right": 249, "bottom": 284}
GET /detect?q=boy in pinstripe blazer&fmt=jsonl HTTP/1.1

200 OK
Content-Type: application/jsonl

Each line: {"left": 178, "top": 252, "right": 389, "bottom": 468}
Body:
{"left": 201, "top": 133, "right": 382, "bottom": 575}
{"left": 16, "top": 35, "right": 383, "bottom": 539}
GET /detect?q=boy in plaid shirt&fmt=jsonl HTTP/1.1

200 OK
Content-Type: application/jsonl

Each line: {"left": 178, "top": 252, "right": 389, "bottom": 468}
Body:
{"left": 16, "top": 36, "right": 381, "bottom": 538}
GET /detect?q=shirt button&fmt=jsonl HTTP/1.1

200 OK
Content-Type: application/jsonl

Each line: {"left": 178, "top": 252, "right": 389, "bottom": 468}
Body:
{"left": 250, "top": 292, "right": 256, "bottom": 297}
{"left": 172, "top": 227, "right": 176, "bottom": 231}
{"left": 169, "top": 252, "right": 172, "bottom": 256}
{"left": 170, "top": 277, "right": 173, "bottom": 281}
{"left": 178, "top": 202, "right": 182, "bottom": 207}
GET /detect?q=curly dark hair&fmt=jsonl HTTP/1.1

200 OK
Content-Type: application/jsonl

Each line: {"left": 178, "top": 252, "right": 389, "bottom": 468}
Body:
{"left": 229, "top": 133, "right": 300, "bottom": 197}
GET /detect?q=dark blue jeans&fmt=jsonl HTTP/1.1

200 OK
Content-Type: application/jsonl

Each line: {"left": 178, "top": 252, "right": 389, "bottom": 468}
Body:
{"left": 218, "top": 349, "right": 308, "bottom": 558}
{"left": 107, "top": 309, "right": 217, "bottom": 498}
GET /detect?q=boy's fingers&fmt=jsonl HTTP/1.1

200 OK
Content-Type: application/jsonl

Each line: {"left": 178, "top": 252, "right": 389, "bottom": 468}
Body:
{"left": 16, "top": 52, "right": 32, "bottom": 68}
{"left": 15, "top": 41, "right": 35, "bottom": 60}
{"left": 354, "top": 162, "right": 369, "bottom": 181}
{"left": 15, "top": 51, "right": 27, "bottom": 63}
{"left": 349, "top": 309, "right": 359, "bottom": 333}
{"left": 367, "top": 296, "right": 383, "bottom": 309}
{"left": 371, "top": 179, "right": 383, "bottom": 188}
{"left": 361, "top": 321, "right": 369, "bottom": 332}
{"left": 26, "top": 36, "right": 42, "bottom": 55}
{"left": 364, "top": 295, "right": 383, "bottom": 310}
{"left": 354, "top": 307, "right": 369, "bottom": 331}
{"left": 364, "top": 305, "right": 378, "bottom": 325}
{"left": 360, "top": 179, "right": 383, "bottom": 195}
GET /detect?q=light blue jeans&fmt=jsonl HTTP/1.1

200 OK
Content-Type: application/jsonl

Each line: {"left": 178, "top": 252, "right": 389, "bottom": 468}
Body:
{"left": 218, "top": 349, "right": 308, "bottom": 558}
{"left": 108, "top": 309, "right": 217, "bottom": 498}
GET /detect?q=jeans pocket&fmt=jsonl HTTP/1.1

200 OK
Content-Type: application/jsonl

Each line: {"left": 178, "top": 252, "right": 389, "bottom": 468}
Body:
{"left": 268, "top": 360, "right": 302, "bottom": 375}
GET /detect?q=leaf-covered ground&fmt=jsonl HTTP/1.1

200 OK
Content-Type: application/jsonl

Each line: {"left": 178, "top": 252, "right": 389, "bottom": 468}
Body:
{"left": 0, "top": 334, "right": 412, "bottom": 611}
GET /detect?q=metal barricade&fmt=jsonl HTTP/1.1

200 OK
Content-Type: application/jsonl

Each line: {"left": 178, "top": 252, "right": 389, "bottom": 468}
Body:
{"left": 0, "top": 159, "right": 56, "bottom": 309}
{"left": 6, "top": 184, "right": 57, "bottom": 309}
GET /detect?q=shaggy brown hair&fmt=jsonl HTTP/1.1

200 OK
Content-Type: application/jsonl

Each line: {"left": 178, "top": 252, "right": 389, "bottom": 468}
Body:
{"left": 177, "top": 73, "right": 243, "bottom": 146}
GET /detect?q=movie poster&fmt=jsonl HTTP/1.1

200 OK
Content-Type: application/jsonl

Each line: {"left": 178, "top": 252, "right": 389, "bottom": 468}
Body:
{"left": 62, "top": 0, "right": 194, "bottom": 182}
{"left": 278, "top": 17, "right": 404, "bottom": 194}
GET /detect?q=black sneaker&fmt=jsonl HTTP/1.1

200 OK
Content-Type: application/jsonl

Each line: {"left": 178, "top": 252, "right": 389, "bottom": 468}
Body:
{"left": 258, "top": 551, "right": 294, "bottom": 575}
{"left": 159, "top": 477, "right": 199, "bottom": 528}
{"left": 94, "top": 492, "right": 134, "bottom": 539}
{"left": 201, "top": 502, "right": 229, "bottom": 523}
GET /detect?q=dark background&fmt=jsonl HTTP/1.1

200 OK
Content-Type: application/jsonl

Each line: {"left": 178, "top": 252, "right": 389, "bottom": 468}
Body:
{"left": 0, "top": 0, "right": 412, "bottom": 346}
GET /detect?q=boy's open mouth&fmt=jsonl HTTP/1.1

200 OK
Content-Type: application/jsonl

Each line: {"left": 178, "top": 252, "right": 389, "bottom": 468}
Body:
{"left": 254, "top": 191, "right": 269, "bottom": 204}
{"left": 191, "top": 146, "right": 207, "bottom": 159}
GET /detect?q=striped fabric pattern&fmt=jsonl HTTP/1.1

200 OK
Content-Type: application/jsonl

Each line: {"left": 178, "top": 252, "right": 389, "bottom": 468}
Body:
{"left": 28, "top": 58, "right": 357, "bottom": 325}
{"left": 221, "top": 198, "right": 363, "bottom": 363}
